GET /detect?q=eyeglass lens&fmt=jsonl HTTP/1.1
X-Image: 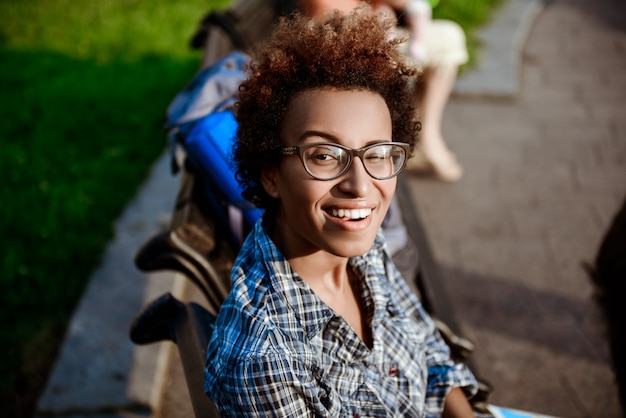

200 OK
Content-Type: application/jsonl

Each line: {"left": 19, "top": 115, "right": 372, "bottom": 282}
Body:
{"left": 302, "top": 144, "right": 406, "bottom": 180}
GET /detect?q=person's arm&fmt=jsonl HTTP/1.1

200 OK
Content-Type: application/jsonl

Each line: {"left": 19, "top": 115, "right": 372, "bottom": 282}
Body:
{"left": 443, "top": 387, "right": 475, "bottom": 418}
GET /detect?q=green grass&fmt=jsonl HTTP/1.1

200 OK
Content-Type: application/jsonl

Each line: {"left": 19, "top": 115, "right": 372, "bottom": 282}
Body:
{"left": 434, "top": 0, "right": 503, "bottom": 71}
{"left": 0, "top": 0, "right": 229, "bottom": 416}
{"left": 0, "top": 0, "right": 500, "bottom": 416}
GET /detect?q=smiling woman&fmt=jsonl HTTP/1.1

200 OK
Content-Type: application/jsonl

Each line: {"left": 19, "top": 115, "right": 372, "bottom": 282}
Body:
{"left": 204, "top": 6, "right": 480, "bottom": 417}
{"left": 263, "top": 89, "right": 397, "bottom": 260}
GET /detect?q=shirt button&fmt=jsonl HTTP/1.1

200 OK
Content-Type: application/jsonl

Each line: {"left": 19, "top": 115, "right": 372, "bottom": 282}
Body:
{"left": 389, "top": 366, "right": 399, "bottom": 377}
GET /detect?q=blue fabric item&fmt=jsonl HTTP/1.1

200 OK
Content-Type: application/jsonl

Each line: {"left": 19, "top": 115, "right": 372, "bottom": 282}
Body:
{"left": 163, "top": 50, "right": 263, "bottom": 244}
{"left": 165, "top": 50, "right": 250, "bottom": 136}
{"left": 185, "top": 110, "right": 263, "bottom": 229}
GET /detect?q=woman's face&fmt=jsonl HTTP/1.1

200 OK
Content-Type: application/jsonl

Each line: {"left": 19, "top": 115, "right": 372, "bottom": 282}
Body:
{"left": 262, "top": 88, "right": 397, "bottom": 259}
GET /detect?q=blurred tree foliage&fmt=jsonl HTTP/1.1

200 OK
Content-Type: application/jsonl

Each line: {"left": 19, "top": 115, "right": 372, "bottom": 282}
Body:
{"left": 434, "top": 0, "right": 502, "bottom": 70}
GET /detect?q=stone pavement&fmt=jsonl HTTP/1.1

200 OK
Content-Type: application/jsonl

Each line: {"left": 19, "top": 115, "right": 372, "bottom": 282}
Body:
{"left": 36, "top": 0, "right": 625, "bottom": 417}
{"left": 403, "top": 0, "right": 626, "bottom": 416}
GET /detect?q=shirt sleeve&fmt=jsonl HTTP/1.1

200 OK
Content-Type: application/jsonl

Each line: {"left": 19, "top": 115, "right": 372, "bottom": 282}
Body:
{"left": 424, "top": 363, "right": 478, "bottom": 417}
{"left": 213, "top": 352, "right": 342, "bottom": 417}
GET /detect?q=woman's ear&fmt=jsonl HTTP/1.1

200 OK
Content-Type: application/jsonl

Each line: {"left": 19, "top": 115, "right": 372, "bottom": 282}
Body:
{"left": 261, "top": 166, "right": 281, "bottom": 199}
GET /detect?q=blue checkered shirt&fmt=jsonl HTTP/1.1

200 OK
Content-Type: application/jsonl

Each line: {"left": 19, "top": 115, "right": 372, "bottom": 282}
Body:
{"left": 205, "top": 218, "right": 478, "bottom": 417}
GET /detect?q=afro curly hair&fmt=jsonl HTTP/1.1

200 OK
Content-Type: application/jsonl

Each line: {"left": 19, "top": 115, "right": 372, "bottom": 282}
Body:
{"left": 234, "top": 5, "right": 420, "bottom": 210}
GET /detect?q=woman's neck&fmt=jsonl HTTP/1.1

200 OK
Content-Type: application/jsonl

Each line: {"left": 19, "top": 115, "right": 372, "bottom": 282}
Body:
{"left": 271, "top": 230, "right": 373, "bottom": 347}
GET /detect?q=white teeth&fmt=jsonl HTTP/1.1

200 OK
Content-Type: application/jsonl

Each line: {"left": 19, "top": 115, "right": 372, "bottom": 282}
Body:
{"left": 330, "top": 208, "right": 372, "bottom": 219}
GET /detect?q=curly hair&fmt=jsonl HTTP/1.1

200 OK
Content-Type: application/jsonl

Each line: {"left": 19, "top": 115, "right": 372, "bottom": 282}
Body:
{"left": 234, "top": 5, "right": 420, "bottom": 210}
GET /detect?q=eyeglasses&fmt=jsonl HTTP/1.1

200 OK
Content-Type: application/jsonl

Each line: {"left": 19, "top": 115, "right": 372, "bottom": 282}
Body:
{"left": 280, "top": 142, "right": 410, "bottom": 181}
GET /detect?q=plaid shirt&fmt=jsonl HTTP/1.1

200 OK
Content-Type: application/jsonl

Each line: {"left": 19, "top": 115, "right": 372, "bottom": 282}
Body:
{"left": 205, "top": 218, "right": 477, "bottom": 417}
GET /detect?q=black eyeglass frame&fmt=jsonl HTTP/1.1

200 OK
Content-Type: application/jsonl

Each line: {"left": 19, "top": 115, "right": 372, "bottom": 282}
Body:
{"left": 280, "top": 141, "right": 411, "bottom": 181}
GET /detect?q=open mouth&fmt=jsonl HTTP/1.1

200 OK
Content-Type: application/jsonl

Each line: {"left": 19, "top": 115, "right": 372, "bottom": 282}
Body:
{"left": 328, "top": 208, "right": 372, "bottom": 220}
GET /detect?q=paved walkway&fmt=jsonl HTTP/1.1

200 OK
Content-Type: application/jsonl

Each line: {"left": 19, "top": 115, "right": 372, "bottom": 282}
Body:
{"left": 404, "top": 0, "right": 625, "bottom": 416}
{"left": 36, "top": 0, "right": 625, "bottom": 416}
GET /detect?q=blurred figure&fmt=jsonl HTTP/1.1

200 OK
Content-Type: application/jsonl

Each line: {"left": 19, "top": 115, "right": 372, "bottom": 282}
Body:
{"left": 301, "top": 0, "right": 468, "bottom": 182}
{"left": 587, "top": 197, "right": 626, "bottom": 411}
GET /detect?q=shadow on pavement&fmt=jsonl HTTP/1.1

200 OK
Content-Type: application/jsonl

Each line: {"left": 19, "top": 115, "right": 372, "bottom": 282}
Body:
{"left": 440, "top": 264, "right": 611, "bottom": 365}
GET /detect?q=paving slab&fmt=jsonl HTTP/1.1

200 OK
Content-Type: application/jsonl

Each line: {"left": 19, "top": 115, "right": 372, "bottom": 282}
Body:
{"left": 404, "top": 0, "right": 626, "bottom": 415}
{"left": 453, "top": 0, "right": 545, "bottom": 98}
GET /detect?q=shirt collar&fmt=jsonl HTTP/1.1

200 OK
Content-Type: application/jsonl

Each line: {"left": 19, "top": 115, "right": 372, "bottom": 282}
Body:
{"left": 255, "top": 218, "right": 394, "bottom": 340}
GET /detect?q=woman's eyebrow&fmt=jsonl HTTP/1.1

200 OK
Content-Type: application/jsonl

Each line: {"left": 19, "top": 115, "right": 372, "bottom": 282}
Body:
{"left": 297, "top": 130, "right": 340, "bottom": 144}
{"left": 297, "top": 130, "right": 391, "bottom": 146}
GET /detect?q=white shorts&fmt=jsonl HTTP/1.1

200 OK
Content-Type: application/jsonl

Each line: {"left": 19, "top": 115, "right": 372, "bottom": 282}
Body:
{"left": 399, "top": 19, "right": 469, "bottom": 69}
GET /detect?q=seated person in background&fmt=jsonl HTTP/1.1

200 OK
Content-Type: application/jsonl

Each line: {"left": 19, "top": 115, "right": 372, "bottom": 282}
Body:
{"left": 204, "top": 6, "right": 478, "bottom": 417}
{"left": 301, "top": 0, "right": 468, "bottom": 182}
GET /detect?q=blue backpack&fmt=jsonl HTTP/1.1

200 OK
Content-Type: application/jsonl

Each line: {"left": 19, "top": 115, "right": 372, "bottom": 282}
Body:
{"left": 165, "top": 51, "right": 263, "bottom": 247}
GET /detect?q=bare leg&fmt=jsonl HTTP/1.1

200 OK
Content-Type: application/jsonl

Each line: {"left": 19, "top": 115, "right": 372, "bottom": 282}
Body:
{"left": 408, "top": 64, "right": 463, "bottom": 181}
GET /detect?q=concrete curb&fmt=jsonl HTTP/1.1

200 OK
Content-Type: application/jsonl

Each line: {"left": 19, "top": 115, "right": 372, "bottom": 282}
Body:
{"left": 35, "top": 152, "right": 180, "bottom": 417}
{"left": 453, "top": 0, "right": 545, "bottom": 98}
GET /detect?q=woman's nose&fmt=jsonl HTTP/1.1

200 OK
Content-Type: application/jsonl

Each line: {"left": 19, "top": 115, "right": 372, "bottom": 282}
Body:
{"left": 337, "top": 157, "right": 370, "bottom": 197}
